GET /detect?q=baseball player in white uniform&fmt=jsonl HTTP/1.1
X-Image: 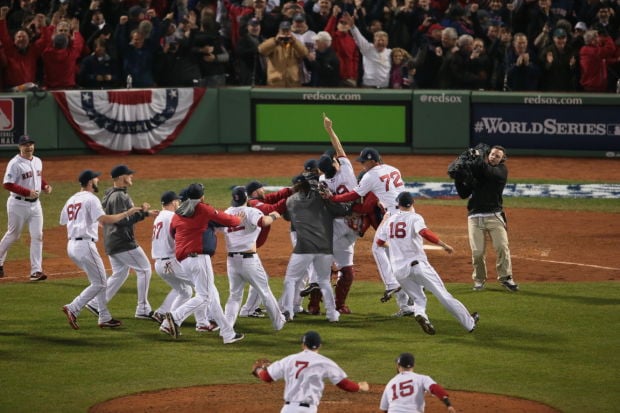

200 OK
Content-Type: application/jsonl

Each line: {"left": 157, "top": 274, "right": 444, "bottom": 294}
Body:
{"left": 0, "top": 135, "right": 52, "bottom": 280}
{"left": 317, "top": 115, "right": 361, "bottom": 314}
{"left": 253, "top": 331, "right": 369, "bottom": 413}
{"left": 220, "top": 186, "right": 285, "bottom": 330}
{"left": 380, "top": 352, "right": 456, "bottom": 413}
{"left": 376, "top": 191, "right": 479, "bottom": 334}
{"left": 329, "top": 146, "right": 415, "bottom": 316}
{"left": 60, "top": 170, "right": 142, "bottom": 329}
{"left": 151, "top": 190, "right": 219, "bottom": 331}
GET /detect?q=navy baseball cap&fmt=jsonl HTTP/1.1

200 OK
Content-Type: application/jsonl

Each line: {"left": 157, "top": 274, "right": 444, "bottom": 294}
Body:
{"left": 111, "top": 164, "right": 134, "bottom": 178}
{"left": 292, "top": 174, "right": 306, "bottom": 185}
{"left": 186, "top": 183, "right": 204, "bottom": 200}
{"left": 302, "top": 331, "right": 321, "bottom": 349}
{"left": 396, "top": 352, "right": 415, "bottom": 368}
{"left": 245, "top": 180, "right": 264, "bottom": 195}
{"left": 279, "top": 20, "right": 291, "bottom": 31}
{"left": 304, "top": 159, "right": 318, "bottom": 172}
{"left": 178, "top": 187, "right": 189, "bottom": 202}
{"left": 231, "top": 186, "right": 248, "bottom": 206}
{"left": 318, "top": 155, "right": 336, "bottom": 178}
{"left": 357, "top": 147, "right": 380, "bottom": 162}
{"left": 161, "top": 190, "right": 181, "bottom": 205}
{"left": 78, "top": 170, "right": 101, "bottom": 186}
{"left": 396, "top": 191, "right": 414, "bottom": 207}
{"left": 17, "top": 135, "right": 35, "bottom": 145}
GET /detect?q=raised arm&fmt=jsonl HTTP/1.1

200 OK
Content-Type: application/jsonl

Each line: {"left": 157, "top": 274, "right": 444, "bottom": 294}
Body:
{"left": 323, "top": 113, "right": 346, "bottom": 157}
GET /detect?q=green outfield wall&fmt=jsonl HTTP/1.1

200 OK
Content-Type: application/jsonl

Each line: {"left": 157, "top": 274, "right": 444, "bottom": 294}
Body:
{"left": 1, "top": 88, "right": 619, "bottom": 158}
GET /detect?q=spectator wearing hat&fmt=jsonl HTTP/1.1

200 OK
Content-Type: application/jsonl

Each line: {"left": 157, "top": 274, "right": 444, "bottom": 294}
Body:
{"left": 80, "top": 2, "right": 109, "bottom": 47}
{"left": 0, "top": 135, "right": 52, "bottom": 281}
{"left": 307, "top": 31, "right": 340, "bottom": 86}
{"left": 253, "top": 330, "right": 370, "bottom": 409}
{"left": 85, "top": 164, "right": 160, "bottom": 320}
{"left": 258, "top": 20, "right": 309, "bottom": 87}
{"left": 538, "top": 27, "right": 578, "bottom": 91}
{"left": 579, "top": 29, "right": 616, "bottom": 92}
{"left": 340, "top": 11, "right": 391, "bottom": 88}
{"left": 411, "top": 20, "right": 445, "bottom": 88}
{"left": 572, "top": 21, "right": 588, "bottom": 51}
{"left": 60, "top": 171, "right": 143, "bottom": 330}
{"left": 159, "top": 182, "right": 246, "bottom": 344}
{"left": 0, "top": 6, "right": 45, "bottom": 90}
{"left": 290, "top": 11, "right": 316, "bottom": 85}
{"left": 324, "top": 5, "right": 359, "bottom": 87}
{"left": 380, "top": 353, "right": 457, "bottom": 412}
{"left": 236, "top": 17, "right": 267, "bottom": 85}
{"left": 238, "top": 0, "right": 280, "bottom": 41}
{"left": 220, "top": 186, "right": 286, "bottom": 331}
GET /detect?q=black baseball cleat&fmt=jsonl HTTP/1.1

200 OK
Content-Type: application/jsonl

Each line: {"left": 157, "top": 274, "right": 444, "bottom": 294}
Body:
{"left": 0, "top": 265, "right": 4, "bottom": 277}
{"left": 415, "top": 315, "right": 436, "bottom": 335}
{"left": 165, "top": 312, "right": 180, "bottom": 338}
{"left": 380, "top": 287, "right": 401, "bottom": 303}
{"left": 500, "top": 277, "right": 519, "bottom": 292}
{"left": 135, "top": 311, "right": 158, "bottom": 321}
{"left": 30, "top": 272, "right": 47, "bottom": 281}
{"left": 469, "top": 312, "right": 480, "bottom": 333}
{"left": 99, "top": 319, "right": 122, "bottom": 328}
{"left": 299, "top": 282, "right": 320, "bottom": 297}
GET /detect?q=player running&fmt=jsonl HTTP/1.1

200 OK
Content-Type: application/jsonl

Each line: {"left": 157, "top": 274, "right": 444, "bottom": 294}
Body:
{"left": 60, "top": 170, "right": 141, "bottom": 330}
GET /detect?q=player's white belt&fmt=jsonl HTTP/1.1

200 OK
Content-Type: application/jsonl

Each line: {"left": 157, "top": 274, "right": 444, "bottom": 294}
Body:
{"left": 285, "top": 402, "right": 311, "bottom": 408}
{"left": 227, "top": 252, "right": 256, "bottom": 258}
{"left": 70, "top": 237, "right": 95, "bottom": 242}
{"left": 14, "top": 196, "right": 37, "bottom": 203}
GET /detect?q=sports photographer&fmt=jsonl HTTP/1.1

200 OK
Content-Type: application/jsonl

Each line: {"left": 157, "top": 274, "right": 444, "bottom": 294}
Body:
{"left": 258, "top": 20, "right": 309, "bottom": 87}
{"left": 449, "top": 145, "right": 519, "bottom": 292}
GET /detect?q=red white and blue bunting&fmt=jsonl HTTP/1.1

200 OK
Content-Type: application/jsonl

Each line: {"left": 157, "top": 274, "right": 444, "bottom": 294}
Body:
{"left": 53, "top": 88, "right": 205, "bottom": 154}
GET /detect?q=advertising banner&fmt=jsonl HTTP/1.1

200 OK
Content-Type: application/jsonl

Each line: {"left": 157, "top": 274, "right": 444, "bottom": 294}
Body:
{"left": 471, "top": 103, "right": 620, "bottom": 151}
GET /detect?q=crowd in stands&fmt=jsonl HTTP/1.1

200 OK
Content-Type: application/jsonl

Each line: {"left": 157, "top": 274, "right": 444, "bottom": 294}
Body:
{"left": 1, "top": 0, "right": 619, "bottom": 92}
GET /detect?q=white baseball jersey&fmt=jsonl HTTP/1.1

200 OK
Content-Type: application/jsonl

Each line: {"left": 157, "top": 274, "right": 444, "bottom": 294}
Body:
{"left": 319, "top": 157, "right": 357, "bottom": 195}
{"left": 59, "top": 191, "right": 105, "bottom": 241}
{"left": 353, "top": 163, "right": 406, "bottom": 210}
{"left": 3, "top": 154, "right": 43, "bottom": 195}
{"left": 379, "top": 371, "right": 437, "bottom": 413}
{"left": 151, "top": 210, "right": 175, "bottom": 259}
{"left": 221, "top": 205, "right": 263, "bottom": 251}
{"left": 267, "top": 349, "right": 348, "bottom": 407}
{"left": 376, "top": 210, "right": 428, "bottom": 280}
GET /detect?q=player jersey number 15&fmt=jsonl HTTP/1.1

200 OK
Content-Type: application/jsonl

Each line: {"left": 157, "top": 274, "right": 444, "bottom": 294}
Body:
{"left": 379, "top": 171, "right": 404, "bottom": 191}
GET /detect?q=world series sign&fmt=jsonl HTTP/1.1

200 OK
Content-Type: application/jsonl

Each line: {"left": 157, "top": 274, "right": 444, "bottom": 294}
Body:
{"left": 0, "top": 97, "right": 26, "bottom": 146}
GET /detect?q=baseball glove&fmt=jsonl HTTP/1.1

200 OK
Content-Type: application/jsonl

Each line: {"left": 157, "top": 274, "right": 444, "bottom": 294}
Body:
{"left": 251, "top": 358, "right": 272, "bottom": 377}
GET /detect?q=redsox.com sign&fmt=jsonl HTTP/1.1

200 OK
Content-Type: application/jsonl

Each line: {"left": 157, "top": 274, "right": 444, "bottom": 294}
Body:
{"left": 0, "top": 97, "right": 26, "bottom": 146}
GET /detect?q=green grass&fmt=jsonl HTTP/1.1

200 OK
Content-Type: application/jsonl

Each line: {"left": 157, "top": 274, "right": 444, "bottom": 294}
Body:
{"left": 0, "top": 278, "right": 618, "bottom": 412}
{"left": 1, "top": 176, "right": 619, "bottom": 412}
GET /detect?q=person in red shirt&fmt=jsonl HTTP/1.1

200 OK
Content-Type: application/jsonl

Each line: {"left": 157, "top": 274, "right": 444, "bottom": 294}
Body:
{"left": 579, "top": 29, "right": 616, "bottom": 92}
{"left": 41, "top": 30, "right": 84, "bottom": 89}
{"left": 160, "top": 183, "right": 246, "bottom": 344}
{"left": 324, "top": 5, "right": 359, "bottom": 87}
{"left": 0, "top": 6, "right": 46, "bottom": 90}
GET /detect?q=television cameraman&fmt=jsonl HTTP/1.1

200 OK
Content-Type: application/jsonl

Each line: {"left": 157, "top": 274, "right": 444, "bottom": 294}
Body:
{"left": 452, "top": 145, "right": 519, "bottom": 292}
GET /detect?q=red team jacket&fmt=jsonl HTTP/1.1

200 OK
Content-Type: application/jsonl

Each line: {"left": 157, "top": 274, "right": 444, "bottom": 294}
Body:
{"left": 171, "top": 202, "right": 241, "bottom": 261}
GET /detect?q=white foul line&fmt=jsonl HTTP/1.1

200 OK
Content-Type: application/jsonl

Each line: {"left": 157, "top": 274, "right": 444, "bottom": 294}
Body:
{"left": 513, "top": 256, "right": 620, "bottom": 271}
